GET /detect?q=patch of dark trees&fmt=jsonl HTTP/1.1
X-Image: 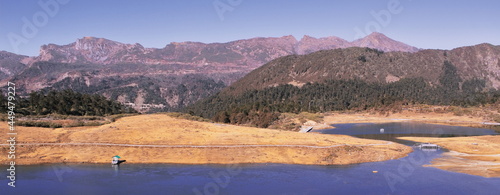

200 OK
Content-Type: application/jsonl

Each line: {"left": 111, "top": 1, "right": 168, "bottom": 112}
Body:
{"left": 0, "top": 89, "right": 137, "bottom": 116}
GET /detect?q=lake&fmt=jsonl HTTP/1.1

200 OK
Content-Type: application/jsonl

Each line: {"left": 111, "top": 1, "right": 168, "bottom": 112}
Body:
{"left": 2, "top": 122, "right": 500, "bottom": 195}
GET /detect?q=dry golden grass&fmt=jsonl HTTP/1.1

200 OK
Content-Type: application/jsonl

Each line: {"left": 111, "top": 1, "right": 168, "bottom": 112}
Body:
{"left": 399, "top": 136, "right": 500, "bottom": 177}
{"left": 0, "top": 114, "right": 411, "bottom": 165}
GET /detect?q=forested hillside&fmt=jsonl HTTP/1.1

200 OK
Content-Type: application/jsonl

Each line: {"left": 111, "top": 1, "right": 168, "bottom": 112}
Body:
{"left": 187, "top": 45, "right": 500, "bottom": 128}
{"left": 9, "top": 61, "right": 228, "bottom": 112}
{"left": 219, "top": 44, "right": 500, "bottom": 96}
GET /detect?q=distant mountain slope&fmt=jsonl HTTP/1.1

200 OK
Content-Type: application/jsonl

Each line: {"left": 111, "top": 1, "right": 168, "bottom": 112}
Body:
{"left": 296, "top": 32, "right": 419, "bottom": 55}
{"left": 0, "top": 51, "right": 29, "bottom": 81}
{"left": 295, "top": 35, "right": 352, "bottom": 55}
{"left": 221, "top": 44, "right": 500, "bottom": 96}
{"left": 35, "top": 36, "right": 299, "bottom": 69}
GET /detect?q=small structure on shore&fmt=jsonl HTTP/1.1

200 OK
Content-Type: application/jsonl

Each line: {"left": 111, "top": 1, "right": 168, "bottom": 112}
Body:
{"left": 299, "top": 126, "right": 313, "bottom": 133}
{"left": 415, "top": 143, "right": 440, "bottom": 151}
{"left": 112, "top": 155, "right": 122, "bottom": 165}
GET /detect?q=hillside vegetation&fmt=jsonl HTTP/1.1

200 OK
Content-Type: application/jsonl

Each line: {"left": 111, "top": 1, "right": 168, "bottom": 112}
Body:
{"left": 187, "top": 46, "right": 500, "bottom": 127}
{"left": 11, "top": 62, "right": 229, "bottom": 112}
{"left": 220, "top": 45, "right": 500, "bottom": 95}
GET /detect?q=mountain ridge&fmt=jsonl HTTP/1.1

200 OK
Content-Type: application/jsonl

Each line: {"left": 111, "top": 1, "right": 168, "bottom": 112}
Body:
{"left": 27, "top": 32, "right": 419, "bottom": 66}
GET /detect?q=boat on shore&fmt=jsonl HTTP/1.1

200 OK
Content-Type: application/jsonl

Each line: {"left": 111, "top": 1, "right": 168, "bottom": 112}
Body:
{"left": 112, "top": 155, "right": 122, "bottom": 165}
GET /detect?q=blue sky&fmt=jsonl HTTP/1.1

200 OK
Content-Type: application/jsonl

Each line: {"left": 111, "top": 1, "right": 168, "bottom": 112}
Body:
{"left": 1, "top": 0, "right": 499, "bottom": 56}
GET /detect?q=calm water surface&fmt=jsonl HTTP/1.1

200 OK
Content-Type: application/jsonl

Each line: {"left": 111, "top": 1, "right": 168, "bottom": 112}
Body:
{"left": 2, "top": 122, "right": 499, "bottom": 195}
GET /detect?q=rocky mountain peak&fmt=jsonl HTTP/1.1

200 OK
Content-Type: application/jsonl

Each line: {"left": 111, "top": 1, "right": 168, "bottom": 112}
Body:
{"left": 281, "top": 35, "right": 298, "bottom": 43}
{"left": 352, "top": 32, "right": 419, "bottom": 52}
{"left": 35, "top": 37, "right": 156, "bottom": 64}
{"left": 365, "top": 31, "right": 387, "bottom": 38}
{"left": 74, "top": 37, "right": 123, "bottom": 51}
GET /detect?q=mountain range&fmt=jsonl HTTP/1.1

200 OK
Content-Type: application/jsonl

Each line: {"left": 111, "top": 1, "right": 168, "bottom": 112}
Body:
{"left": 0, "top": 32, "right": 462, "bottom": 112}
{"left": 29, "top": 32, "right": 419, "bottom": 66}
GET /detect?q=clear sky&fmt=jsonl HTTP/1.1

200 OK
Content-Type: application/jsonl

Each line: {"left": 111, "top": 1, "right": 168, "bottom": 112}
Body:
{"left": 1, "top": 0, "right": 499, "bottom": 56}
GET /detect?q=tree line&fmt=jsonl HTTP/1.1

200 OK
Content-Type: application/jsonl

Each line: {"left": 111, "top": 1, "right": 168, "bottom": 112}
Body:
{"left": 0, "top": 89, "right": 137, "bottom": 116}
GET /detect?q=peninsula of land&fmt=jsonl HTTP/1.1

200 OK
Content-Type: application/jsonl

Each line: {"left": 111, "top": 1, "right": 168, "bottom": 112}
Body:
{"left": 0, "top": 114, "right": 411, "bottom": 165}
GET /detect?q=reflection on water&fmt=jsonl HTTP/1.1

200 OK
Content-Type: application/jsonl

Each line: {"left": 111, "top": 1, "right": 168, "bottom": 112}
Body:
{"left": 319, "top": 122, "right": 498, "bottom": 136}
{"left": 112, "top": 165, "right": 119, "bottom": 177}
{"left": 2, "top": 122, "right": 499, "bottom": 195}
{"left": 420, "top": 148, "right": 439, "bottom": 152}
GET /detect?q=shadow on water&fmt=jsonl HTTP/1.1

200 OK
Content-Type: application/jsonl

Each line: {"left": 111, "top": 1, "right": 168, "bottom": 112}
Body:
{"left": 481, "top": 124, "right": 500, "bottom": 134}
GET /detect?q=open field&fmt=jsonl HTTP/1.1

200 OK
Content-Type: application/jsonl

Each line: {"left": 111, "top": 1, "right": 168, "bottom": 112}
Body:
{"left": 0, "top": 114, "right": 411, "bottom": 165}
{"left": 399, "top": 136, "right": 500, "bottom": 178}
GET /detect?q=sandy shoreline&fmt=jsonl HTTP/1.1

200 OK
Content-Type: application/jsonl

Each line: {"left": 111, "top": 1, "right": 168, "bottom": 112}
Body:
{"left": 0, "top": 114, "right": 411, "bottom": 166}
{"left": 399, "top": 136, "right": 500, "bottom": 178}
{"left": 313, "top": 111, "right": 495, "bottom": 129}
{"left": 311, "top": 111, "right": 500, "bottom": 178}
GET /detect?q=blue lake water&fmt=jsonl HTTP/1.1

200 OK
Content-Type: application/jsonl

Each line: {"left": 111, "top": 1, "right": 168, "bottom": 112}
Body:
{"left": 2, "top": 122, "right": 500, "bottom": 195}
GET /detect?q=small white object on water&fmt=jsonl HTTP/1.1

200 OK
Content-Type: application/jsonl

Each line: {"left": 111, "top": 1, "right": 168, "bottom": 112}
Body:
{"left": 380, "top": 128, "right": 385, "bottom": 133}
